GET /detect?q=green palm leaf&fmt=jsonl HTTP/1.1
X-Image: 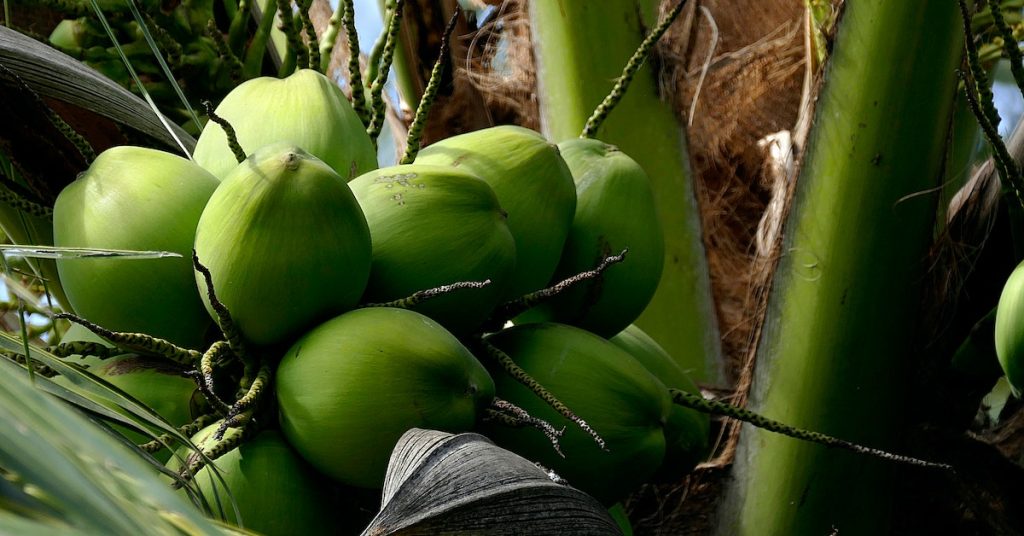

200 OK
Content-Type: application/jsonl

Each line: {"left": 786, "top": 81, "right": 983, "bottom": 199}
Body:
{"left": 0, "top": 357, "right": 232, "bottom": 534}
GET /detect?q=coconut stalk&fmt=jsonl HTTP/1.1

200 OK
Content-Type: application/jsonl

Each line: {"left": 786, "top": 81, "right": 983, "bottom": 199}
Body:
{"left": 528, "top": 0, "right": 722, "bottom": 383}
{"left": 717, "top": 1, "right": 963, "bottom": 534}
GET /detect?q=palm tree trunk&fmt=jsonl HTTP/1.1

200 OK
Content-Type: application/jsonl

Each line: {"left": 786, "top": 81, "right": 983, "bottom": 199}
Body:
{"left": 717, "top": 1, "right": 963, "bottom": 533}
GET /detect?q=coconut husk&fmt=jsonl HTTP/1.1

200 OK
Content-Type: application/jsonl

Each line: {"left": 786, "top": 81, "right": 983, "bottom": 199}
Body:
{"left": 458, "top": 0, "right": 539, "bottom": 130}
{"left": 657, "top": 0, "right": 807, "bottom": 379}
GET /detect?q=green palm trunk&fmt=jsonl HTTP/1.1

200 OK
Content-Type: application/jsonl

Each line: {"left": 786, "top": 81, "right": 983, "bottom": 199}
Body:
{"left": 528, "top": 0, "right": 723, "bottom": 383}
{"left": 718, "top": 1, "right": 963, "bottom": 534}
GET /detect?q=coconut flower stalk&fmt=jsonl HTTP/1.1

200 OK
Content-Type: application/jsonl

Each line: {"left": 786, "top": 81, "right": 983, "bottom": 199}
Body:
{"left": 527, "top": 0, "right": 722, "bottom": 383}
{"left": 718, "top": 1, "right": 963, "bottom": 534}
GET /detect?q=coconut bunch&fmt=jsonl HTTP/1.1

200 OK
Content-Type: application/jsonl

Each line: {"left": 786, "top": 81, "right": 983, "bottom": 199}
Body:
{"left": 36, "top": 1, "right": 724, "bottom": 529}
{"left": 39, "top": 57, "right": 712, "bottom": 533}
{"left": 44, "top": 0, "right": 243, "bottom": 126}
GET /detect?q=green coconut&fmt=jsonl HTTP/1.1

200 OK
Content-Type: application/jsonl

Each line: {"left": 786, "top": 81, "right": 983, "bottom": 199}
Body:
{"left": 53, "top": 146, "right": 219, "bottom": 349}
{"left": 49, "top": 19, "right": 89, "bottom": 53}
{"left": 415, "top": 125, "right": 577, "bottom": 298}
{"left": 194, "top": 143, "right": 371, "bottom": 347}
{"left": 193, "top": 68, "right": 377, "bottom": 180}
{"left": 173, "top": 428, "right": 346, "bottom": 536}
{"left": 609, "top": 324, "right": 709, "bottom": 481}
{"left": 995, "top": 260, "right": 1024, "bottom": 396}
{"left": 350, "top": 164, "right": 516, "bottom": 334}
{"left": 276, "top": 307, "right": 496, "bottom": 488}
{"left": 519, "top": 138, "right": 664, "bottom": 337}
{"left": 480, "top": 322, "right": 671, "bottom": 505}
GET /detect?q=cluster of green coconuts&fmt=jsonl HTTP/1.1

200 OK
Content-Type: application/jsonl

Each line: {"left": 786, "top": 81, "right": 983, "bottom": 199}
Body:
{"left": 50, "top": 68, "right": 709, "bottom": 533}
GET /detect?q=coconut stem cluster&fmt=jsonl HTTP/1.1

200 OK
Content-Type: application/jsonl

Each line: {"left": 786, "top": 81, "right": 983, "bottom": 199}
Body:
{"left": 55, "top": 313, "right": 199, "bottom": 366}
{"left": 486, "top": 398, "right": 566, "bottom": 457}
{"left": 400, "top": 6, "right": 461, "bottom": 165}
{"left": 367, "top": 0, "right": 406, "bottom": 142}
{"left": 199, "top": 102, "right": 246, "bottom": 165}
{"left": 138, "top": 413, "right": 218, "bottom": 454}
{"left": 476, "top": 337, "right": 606, "bottom": 451}
{"left": 488, "top": 248, "right": 628, "bottom": 330}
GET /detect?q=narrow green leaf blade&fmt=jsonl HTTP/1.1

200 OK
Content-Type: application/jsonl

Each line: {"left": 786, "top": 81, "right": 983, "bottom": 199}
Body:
{"left": 0, "top": 244, "right": 181, "bottom": 259}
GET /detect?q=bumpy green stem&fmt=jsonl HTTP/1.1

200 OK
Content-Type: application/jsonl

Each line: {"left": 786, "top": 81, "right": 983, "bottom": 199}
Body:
{"left": 298, "top": 0, "right": 320, "bottom": 69}
{"left": 400, "top": 7, "right": 459, "bottom": 164}
{"left": 0, "top": 63, "right": 94, "bottom": 163}
{"left": 486, "top": 398, "right": 565, "bottom": 457}
{"left": 489, "top": 250, "right": 627, "bottom": 327}
{"left": 670, "top": 389, "right": 952, "bottom": 471}
{"left": 959, "top": 1, "right": 1024, "bottom": 210}
{"left": 198, "top": 341, "right": 233, "bottom": 414}
{"left": 200, "top": 101, "right": 247, "bottom": 163}
{"left": 959, "top": 1, "right": 1003, "bottom": 141}
{"left": 0, "top": 350, "right": 57, "bottom": 376}
{"left": 138, "top": 413, "right": 218, "bottom": 453}
{"left": 958, "top": 69, "right": 1021, "bottom": 205}
{"left": 143, "top": 11, "right": 183, "bottom": 65}
{"left": 479, "top": 338, "right": 605, "bottom": 450}
{"left": 192, "top": 251, "right": 247, "bottom": 358}
{"left": 47, "top": 341, "right": 118, "bottom": 360}
{"left": 362, "top": 279, "right": 491, "bottom": 309}
{"left": 174, "top": 421, "right": 253, "bottom": 487}
{"left": 367, "top": 0, "right": 406, "bottom": 142}
{"left": 206, "top": 20, "right": 243, "bottom": 79}
{"left": 54, "top": 313, "right": 200, "bottom": 366}
{"left": 277, "top": 0, "right": 308, "bottom": 72}
{"left": 986, "top": 0, "right": 1024, "bottom": 96}
{"left": 580, "top": 0, "right": 687, "bottom": 139}
{"left": 342, "top": 0, "right": 369, "bottom": 124}
{"left": 217, "top": 363, "right": 270, "bottom": 440}
{"left": 0, "top": 184, "right": 53, "bottom": 220}
{"left": 0, "top": 166, "right": 49, "bottom": 214}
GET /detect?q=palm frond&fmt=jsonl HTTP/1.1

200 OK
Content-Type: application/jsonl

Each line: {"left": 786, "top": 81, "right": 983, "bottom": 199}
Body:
{"left": 0, "top": 357, "right": 229, "bottom": 534}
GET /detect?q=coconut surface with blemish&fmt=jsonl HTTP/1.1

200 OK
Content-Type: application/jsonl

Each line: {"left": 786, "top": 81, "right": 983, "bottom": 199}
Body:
{"left": 350, "top": 164, "right": 516, "bottom": 334}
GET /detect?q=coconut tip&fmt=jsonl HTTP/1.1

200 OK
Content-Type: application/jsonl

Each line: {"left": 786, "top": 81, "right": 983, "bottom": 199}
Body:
{"left": 282, "top": 151, "right": 301, "bottom": 171}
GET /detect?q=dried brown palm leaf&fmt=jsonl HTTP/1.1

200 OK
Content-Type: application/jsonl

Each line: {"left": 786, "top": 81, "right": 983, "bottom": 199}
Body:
{"left": 362, "top": 428, "right": 622, "bottom": 536}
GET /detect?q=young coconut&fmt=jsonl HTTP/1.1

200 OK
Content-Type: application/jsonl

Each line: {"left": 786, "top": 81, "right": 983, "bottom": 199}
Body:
{"left": 275, "top": 307, "right": 496, "bottom": 489}
{"left": 194, "top": 143, "right": 372, "bottom": 347}
{"left": 192, "top": 68, "right": 377, "bottom": 181}
{"left": 349, "top": 164, "right": 516, "bottom": 334}
{"left": 518, "top": 139, "right": 664, "bottom": 337}
{"left": 995, "top": 260, "right": 1024, "bottom": 396}
{"left": 171, "top": 428, "right": 349, "bottom": 536}
{"left": 479, "top": 322, "right": 671, "bottom": 505}
{"left": 415, "top": 125, "right": 577, "bottom": 299}
{"left": 609, "top": 324, "right": 709, "bottom": 480}
{"left": 53, "top": 146, "right": 219, "bottom": 349}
